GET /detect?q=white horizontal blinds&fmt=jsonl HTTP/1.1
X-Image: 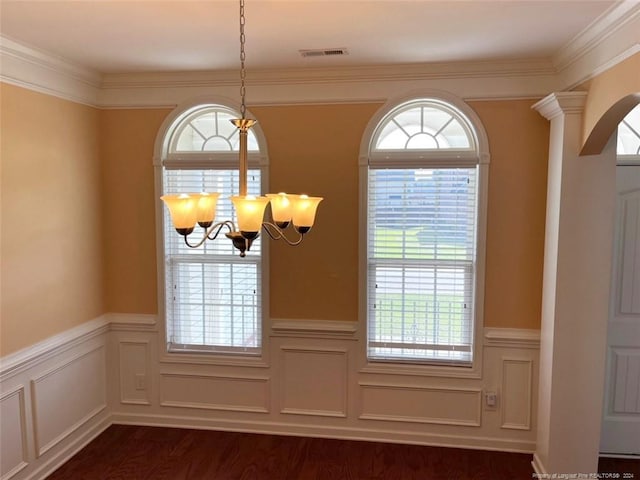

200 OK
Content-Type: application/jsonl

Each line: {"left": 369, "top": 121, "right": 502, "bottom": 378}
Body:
{"left": 368, "top": 168, "right": 477, "bottom": 363}
{"left": 367, "top": 99, "right": 478, "bottom": 364}
{"left": 163, "top": 168, "right": 262, "bottom": 353}
{"left": 618, "top": 105, "right": 640, "bottom": 155}
{"left": 169, "top": 258, "right": 259, "bottom": 352}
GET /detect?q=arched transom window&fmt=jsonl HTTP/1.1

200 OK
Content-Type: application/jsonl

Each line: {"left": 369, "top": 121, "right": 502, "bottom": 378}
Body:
{"left": 364, "top": 97, "right": 487, "bottom": 366}
{"left": 161, "top": 103, "right": 266, "bottom": 355}
{"left": 170, "top": 106, "right": 259, "bottom": 152}
{"left": 618, "top": 104, "right": 640, "bottom": 157}
{"left": 373, "top": 100, "right": 475, "bottom": 151}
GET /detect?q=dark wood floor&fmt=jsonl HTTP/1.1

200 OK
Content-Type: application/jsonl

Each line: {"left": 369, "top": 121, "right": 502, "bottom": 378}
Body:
{"left": 46, "top": 425, "right": 638, "bottom": 480}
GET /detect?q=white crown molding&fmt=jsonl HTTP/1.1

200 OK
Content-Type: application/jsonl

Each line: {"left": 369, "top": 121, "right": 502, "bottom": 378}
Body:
{"left": 101, "top": 59, "right": 555, "bottom": 89}
{"left": 554, "top": 3, "right": 640, "bottom": 90}
{"left": 0, "top": 34, "right": 101, "bottom": 106}
{"left": 97, "top": 59, "right": 557, "bottom": 107}
{"left": 1, "top": 2, "right": 637, "bottom": 110}
{"left": 553, "top": 1, "right": 640, "bottom": 72}
{"left": 0, "top": 33, "right": 557, "bottom": 107}
{"left": 98, "top": 74, "right": 559, "bottom": 109}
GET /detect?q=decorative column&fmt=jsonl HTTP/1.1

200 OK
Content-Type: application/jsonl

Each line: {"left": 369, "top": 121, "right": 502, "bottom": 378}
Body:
{"left": 532, "top": 92, "right": 617, "bottom": 474}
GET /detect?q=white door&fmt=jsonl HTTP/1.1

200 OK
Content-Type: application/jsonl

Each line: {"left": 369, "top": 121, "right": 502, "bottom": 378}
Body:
{"left": 600, "top": 165, "right": 640, "bottom": 456}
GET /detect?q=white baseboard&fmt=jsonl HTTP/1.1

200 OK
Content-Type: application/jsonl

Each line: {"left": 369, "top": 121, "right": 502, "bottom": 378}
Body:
{"left": 23, "top": 416, "right": 112, "bottom": 480}
{"left": 532, "top": 452, "right": 547, "bottom": 475}
{"left": 111, "top": 412, "right": 536, "bottom": 454}
{"left": 599, "top": 453, "right": 640, "bottom": 459}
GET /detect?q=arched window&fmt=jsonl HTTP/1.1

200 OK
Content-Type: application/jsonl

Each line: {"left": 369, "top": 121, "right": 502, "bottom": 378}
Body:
{"left": 373, "top": 101, "right": 474, "bottom": 151}
{"left": 157, "top": 102, "right": 267, "bottom": 355}
{"left": 361, "top": 95, "right": 488, "bottom": 366}
{"left": 617, "top": 104, "right": 640, "bottom": 157}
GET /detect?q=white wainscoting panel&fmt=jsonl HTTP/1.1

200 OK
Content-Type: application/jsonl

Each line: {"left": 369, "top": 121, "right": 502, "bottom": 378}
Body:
{"left": 612, "top": 348, "right": 640, "bottom": 414}
{"left": 1, "top": 315, "right": 543, "bottom": 478}
{"left": 118, "top": 340, "right": 150, "bottom": 406}
{"left": 112, "top": 318, "right": 538, "bottom": 452}
{"left": 0, "top": 386, "right": 28, "bottom": 479}
{"left": 159, "top": 372, "right": 270, "bottom": 413}
{"left": 501, "top": 358, "right": 533, "bottom": 430}
{"left": 280, "top": 347, "right": 348, "bottom": 418}
{"left": 30, "top": 345, "right": 107, "bottom": 457}
{"left": 359, "top": 382, "right": 482, "bottom": 427}
{"left": 0, "top": 318, "right": 111, "bottom": 480}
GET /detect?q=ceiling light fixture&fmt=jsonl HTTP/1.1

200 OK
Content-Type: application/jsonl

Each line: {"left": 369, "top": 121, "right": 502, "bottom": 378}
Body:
{"left": 161, "top": 0, "right": 323, "bottom": 257}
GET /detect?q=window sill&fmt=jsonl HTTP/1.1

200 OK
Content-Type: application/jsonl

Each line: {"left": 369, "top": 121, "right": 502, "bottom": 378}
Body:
{"left": 160, "top": 350, "right": 269, "bottom": 368}
{"left": 360, "top": 360, "right": 480, "bottom": 379}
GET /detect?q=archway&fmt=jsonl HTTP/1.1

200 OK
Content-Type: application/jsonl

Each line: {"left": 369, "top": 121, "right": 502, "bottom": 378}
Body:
{"left": 581, "top": 93, "right": 640, "bottom": 155}
{"left": 533, "top": 91, "right": 640, "bottom": 474}
{"left": 596, "top": 99, "right": 640, "bottom": 459}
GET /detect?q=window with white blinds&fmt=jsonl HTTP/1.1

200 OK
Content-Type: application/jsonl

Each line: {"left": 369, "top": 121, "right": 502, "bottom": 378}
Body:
{"left": 366, "top": 99, "right": 481, "bottom": 365}
{"left": 161, "top": 105, "right": 264, "bottom": 355}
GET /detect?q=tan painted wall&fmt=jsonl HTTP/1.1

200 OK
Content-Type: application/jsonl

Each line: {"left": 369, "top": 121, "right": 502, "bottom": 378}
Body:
{"left": 102, "top": 100, "right": 548, "bottom": 330}
{"left": 473, "top": 100, "right": 549, "bottom": 329}
{"left": 101, "top": 109, "right": 170, "bottom": 314}
{"left": 0, "top": 83, "right": 104, "bottom": 355}
{"left": 576, "top": 52, "right": 640, "bottom": 148}
{"left": 253, "top": 104, "right": 378, "bottom": 322}
{"left": 0, "top": 85, "right": 548, "bottom": 356}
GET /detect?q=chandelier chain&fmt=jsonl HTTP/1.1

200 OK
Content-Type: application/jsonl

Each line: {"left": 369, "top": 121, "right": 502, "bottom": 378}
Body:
{"left": 239, "top": 0, "right": 247, "bottom": 119}
{"left": 161, "top": 0, "right": 322, "bottom": 257}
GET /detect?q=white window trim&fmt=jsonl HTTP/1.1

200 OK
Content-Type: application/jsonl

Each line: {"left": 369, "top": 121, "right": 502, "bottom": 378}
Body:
{"left": 153, "top": 96, "right": 270, "bottom": 368}
{"left": 358, "top": 90, "right": 490, "bottom": 379}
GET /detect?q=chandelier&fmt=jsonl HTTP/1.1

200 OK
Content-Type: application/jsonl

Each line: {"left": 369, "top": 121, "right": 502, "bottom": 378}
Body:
{"left": 161, "top": 0, "right": 322, "bottom": 257}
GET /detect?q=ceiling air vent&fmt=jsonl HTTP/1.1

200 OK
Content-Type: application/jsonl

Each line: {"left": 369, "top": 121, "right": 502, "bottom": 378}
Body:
{"left": 299, "top": 48, "right": 349, "bottom": 58}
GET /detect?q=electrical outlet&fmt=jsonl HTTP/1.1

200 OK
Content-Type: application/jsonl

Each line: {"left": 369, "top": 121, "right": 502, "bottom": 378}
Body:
{"left": 485, "top": 391, "right": 498, "bottom": 409}
{"left": 135, "top": 374, "right": 146, "bottom": 390}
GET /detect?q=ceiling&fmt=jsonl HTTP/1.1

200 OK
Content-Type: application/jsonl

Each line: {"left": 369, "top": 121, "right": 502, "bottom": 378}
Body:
{"left": 0, "top": 0, "right": 623, "bottom": 75}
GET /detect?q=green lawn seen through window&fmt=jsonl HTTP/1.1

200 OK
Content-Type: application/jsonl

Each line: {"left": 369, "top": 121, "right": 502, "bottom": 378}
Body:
{"left": 371, "top": 227, "right": 471, "bottom": 348}
{"left": 373, "top": 227, "right": 468, "bottom": 260}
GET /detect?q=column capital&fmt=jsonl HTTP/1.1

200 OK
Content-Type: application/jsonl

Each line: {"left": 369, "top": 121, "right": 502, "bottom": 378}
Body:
{"left": 533, "top": 92, "right": 587, "bottom": 121}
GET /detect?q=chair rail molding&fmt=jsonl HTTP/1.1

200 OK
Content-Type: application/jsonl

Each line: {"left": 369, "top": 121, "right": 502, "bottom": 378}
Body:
{"left": 484, "top": 327, "right": 541, "bottom": 349}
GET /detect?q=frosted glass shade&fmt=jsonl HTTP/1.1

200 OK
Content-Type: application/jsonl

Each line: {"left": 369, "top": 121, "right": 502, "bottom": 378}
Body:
{"left": 161, "top": 194, "right": 198, "bottom": 230}
{"left": 291, "top": 195, "right": 323, "bottom": 229}
{"left": 266, "top": 193, "right": 296, "bottom": 224}
{"left": 196, "top": 192, "right": 220, "bottom": 225}
{"left": 231, "top": 195, "right": 270, "bottom": 235}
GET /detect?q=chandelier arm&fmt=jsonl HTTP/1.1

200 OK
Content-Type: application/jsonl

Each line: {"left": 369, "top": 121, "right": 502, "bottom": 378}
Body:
{"left": 182, "top": 220, "right": 237, "bottom": 249}
{"left": 205, "top": 220, "right": 236, "bottom": 241}
{"left": 261, "top": 222, "right": 304, "bottom": 246}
